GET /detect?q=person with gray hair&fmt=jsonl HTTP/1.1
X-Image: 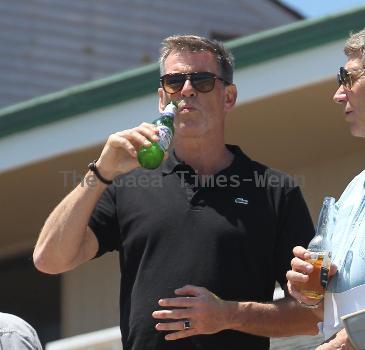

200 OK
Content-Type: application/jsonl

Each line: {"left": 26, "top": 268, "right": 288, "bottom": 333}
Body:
{"left": 287, "top": 27, "right": 365, "bottom": 350}
{"left": 33, "top": 34, "right": 315, "bottom": 350}
{"left": 0, "top": 312, "right": 42, "bottom": 350}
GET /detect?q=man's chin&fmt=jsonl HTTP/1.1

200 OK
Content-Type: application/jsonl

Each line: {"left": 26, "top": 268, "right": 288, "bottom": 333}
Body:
{"left": 175, "top": 127, "right": 205, "bottom": 139}
{"left": 349, "top": 125, "right": 365, "bottom": 138}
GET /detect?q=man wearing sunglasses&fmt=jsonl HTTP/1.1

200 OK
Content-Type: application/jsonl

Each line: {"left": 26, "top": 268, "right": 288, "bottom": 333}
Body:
{"left": 33, "top": 35, "right": 315, "bottom": 350}
{"left": 286, "top": 28, "right": 365, "bottom": 350}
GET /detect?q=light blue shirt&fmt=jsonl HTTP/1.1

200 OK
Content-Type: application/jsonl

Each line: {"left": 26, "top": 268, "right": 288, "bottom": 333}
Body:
{"left": 0, "top": 313, "right": 42, "bottom": 350}
{"left": 322, "top": 170, "right": 365, "bottom": 339}
{"left": 328, "top": 169, "right": 365, "bottom": 293}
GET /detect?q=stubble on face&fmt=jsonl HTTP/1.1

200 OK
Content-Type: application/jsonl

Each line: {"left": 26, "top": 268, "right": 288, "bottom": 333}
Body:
{"left": 338, "top": 56, "right": 365, "bottom": 138}
{"left": 160, "top": 51, "right": 227, "bottom": 139}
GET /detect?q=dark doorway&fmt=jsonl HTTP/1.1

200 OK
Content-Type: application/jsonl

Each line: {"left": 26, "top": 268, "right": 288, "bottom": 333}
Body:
{"left": 0, "top": 252, "right": 61, "bottom": 347}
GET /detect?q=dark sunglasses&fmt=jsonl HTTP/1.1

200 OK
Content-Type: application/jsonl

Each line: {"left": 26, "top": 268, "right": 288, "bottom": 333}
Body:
{"left": 337, "top": 66, "right": 365, "bottom": 89}
{"left": 337, "top": 67, "right": 353, "bottom": 89}
{"left": 160, "top": 71, "right": 229, "bottom": 94}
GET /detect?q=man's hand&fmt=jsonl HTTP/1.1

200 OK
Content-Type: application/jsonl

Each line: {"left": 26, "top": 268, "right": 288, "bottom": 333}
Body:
{"left": 286, "top": 246, "right": 337, "bottom": 308}
{"left": 96, "top": 123, "right": 159, "bottom": 179}
{"left": 316, "top": 329, "right": 356, "bottom": 350}
{"left": 152, "top": 285, "right": 235, "bottom": 341}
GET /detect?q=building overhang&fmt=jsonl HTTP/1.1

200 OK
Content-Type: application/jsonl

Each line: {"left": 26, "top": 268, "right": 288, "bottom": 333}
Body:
{"left": 1, "top": 6, "right": 365, "bottom": 257}
{"left": 1, "top": 5, "right": 364, "bottom": 173}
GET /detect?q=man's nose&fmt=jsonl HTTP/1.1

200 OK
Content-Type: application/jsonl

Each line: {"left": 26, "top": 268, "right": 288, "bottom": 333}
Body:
{"left": 333, "top": 85, "right": 348, "bottom": 104}
{"left": 181, "top": 79, "right": 196, "bottom": 97}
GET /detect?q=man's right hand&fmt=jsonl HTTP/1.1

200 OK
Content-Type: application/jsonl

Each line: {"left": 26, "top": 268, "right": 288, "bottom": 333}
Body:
{"left": 33, "top": 121, "right": 159, "bottom": 274}
{"left": 96, "top": 122, "right": 159, "bottom": 179}
{"left": 286, "top": 246, "right": 337, "bottom": 307}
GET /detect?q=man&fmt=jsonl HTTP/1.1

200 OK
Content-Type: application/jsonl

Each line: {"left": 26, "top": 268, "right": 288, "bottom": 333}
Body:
{"left": 0, "top": 312, "right": 42, "bottom": 350}
{"left": 33, "top": 35, "right": 315, "bottom": 350}
{"left": 342, "top": 308, "right": 365, "bottom": 349}
{"left": 286, "top": 28, "right": 365, "bottom": 350}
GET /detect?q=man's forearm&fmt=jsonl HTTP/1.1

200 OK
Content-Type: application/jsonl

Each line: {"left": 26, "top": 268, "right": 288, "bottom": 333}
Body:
{"left": 33, "top": 170, "right": 106, "bottom": 273}
{"left": 227, "top": 296, "right": 321, "bottom": 337}
{"left": 154, "top": 286, "right": 323, "bottom": 340}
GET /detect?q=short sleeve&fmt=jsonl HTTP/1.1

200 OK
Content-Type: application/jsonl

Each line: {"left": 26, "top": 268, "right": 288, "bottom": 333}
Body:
{"left": 88, "top": 185, "right": 120, "bottom": 257}
{"left": 0, "top": 313, "right": 42, "bottom": 350}
{"left": 274, "top": 186, "right": 315, "bottom": 288}
{"left": 0, "top": 332, "right": 42, "bottom": 350}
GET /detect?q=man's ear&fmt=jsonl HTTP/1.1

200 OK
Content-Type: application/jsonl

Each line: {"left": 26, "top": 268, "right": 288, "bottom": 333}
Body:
{"left": 223, "top": 84, "right": 237, "bottom": 112}
{"left": 158, "top": 87, "right": 165, "bottom": 113}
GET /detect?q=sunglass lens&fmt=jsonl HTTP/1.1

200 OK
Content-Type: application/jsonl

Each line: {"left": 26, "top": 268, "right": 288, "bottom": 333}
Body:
{"left": 339, "top": 67, "right": 352, "bottom": 89}
{"left": 337, "top": 72, "right": 342, "bottom": 87}
{"left": 162, "top": 74, "right": 185, "bottom": 93}
{"left": 191, "top": 73, "right": 216, "bottom": 92}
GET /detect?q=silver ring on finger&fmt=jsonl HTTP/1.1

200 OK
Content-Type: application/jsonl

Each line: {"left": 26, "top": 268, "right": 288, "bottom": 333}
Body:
{"left": 183, "top": 320, "right": 191, "bottom": 330}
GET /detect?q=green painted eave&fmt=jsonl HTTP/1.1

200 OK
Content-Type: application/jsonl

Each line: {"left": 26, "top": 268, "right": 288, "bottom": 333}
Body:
{"left": 0, "top": 63, "right": 160, "bottom": 140}
{"left": 229, "top": 5, "right": 365, "bottom": 70}
{"left": 1, "top": 5, "right": 365, "bottom": 140}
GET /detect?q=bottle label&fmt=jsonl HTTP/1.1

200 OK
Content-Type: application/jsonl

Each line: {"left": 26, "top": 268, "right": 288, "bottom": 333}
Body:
{"left": 320, "top": 266, "right": 329, "bottom": 288}
{"left": 157, "top": 125, "right": 173, "bottom": 152}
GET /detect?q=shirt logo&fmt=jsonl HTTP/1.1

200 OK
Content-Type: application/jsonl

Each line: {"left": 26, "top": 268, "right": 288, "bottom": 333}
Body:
{"left": 234, "top": 197, "right": 248, "bottom": 205}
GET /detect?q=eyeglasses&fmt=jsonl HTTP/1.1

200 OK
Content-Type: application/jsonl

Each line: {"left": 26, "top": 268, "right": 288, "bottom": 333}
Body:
{"left": 337, "top": 66, "right": 365, "bottom": 89}
{"left": 160, "top": 71, "right": 229, "bottom": 94}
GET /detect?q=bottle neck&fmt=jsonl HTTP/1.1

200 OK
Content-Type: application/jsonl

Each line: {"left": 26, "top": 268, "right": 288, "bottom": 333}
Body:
{"left": 161, "top": 102, "right": 177, "bottom": 118}
{"left": 162, "top": 111, "right": 175, "bottom": 119}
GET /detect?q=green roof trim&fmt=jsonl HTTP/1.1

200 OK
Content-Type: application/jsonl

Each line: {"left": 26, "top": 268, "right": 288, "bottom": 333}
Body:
{"left": 0, "top": 64, "right": 160, "bottom": 139}
{"left": 228, "top": 6, "right": 365, "bottom": 70}
{"left": 1, "top": 5, "right": 365, "bottom": 139}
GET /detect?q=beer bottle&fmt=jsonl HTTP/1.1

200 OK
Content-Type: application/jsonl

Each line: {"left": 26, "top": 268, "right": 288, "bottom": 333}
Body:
{"left": 307, "top": 196, "right": 335, "bottom": 289}
{"left": 137, "top": 101, "right": 178, "bottom": 169}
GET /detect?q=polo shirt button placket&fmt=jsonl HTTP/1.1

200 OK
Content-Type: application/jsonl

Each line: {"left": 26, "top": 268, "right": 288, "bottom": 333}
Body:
{"left": 190, "top": 188, "right": 207, "bottom": 209}
{"left": 183, "top": 182, "right": 194, "bottom": 202}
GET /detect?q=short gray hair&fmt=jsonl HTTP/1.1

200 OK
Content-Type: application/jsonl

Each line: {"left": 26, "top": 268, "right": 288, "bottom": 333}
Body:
{"left": 159, "top": 35, "right": 234, "bottom": 84}
{"left": 344, "top": 28, "right": 365, "bottom": 64}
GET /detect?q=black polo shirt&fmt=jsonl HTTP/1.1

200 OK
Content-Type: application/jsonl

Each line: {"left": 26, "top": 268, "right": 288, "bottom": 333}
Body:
{"left": 89, "top": 145, "right": 314, "bottom": 350}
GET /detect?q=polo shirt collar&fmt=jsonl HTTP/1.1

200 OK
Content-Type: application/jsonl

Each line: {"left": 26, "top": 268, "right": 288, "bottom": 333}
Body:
{"left": 161, "top": 149, "right": 186, "bottom": 175}
{"left": 161, "top": 145, "right": 251, "bottom": 176}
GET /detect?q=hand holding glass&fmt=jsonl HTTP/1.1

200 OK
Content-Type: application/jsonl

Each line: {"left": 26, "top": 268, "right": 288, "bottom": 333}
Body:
{"left": 297, "top": 196, "right": 335, "bottom": 301}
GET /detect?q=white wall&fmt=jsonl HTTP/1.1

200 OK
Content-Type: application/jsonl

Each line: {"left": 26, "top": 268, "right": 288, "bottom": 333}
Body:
{"left": 62, "top": 253, "right": 120, "bottom": 337}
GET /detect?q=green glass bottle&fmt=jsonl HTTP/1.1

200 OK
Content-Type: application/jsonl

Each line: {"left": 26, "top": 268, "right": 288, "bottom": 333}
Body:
{"left": 137, "top": 101, "right": 178, "bottom": 169}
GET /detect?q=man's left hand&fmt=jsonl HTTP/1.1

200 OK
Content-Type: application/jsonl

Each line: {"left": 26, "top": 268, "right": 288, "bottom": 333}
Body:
{"left": 316, "top": 329, "right": 356, "bottom": 350}
{"left": 152, "top": 285, "right": 235, "bottom": 341}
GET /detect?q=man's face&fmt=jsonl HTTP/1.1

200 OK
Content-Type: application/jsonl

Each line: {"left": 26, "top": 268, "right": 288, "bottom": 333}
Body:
{"left": 158, "top": 50, "right": 236, "bottom": 139}
{"left": 333, "top": 55, "right": 365, "bottom": 138}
